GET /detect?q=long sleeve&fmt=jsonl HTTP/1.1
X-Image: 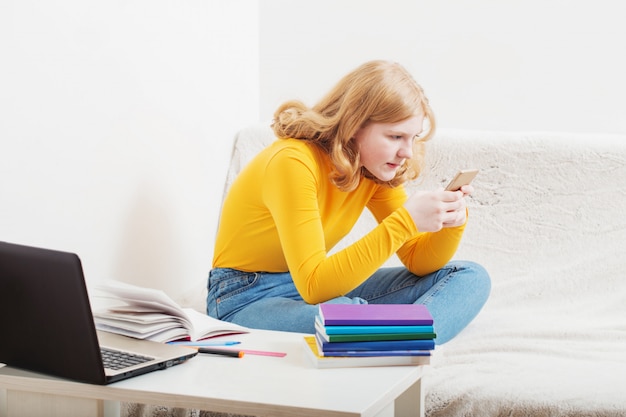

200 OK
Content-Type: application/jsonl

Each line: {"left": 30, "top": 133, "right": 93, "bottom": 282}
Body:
{"left": 213, "top": 139, "right": 466, "bottom": 304}
{"left": 366, "top": 187, "right": 467, "bottom": 276}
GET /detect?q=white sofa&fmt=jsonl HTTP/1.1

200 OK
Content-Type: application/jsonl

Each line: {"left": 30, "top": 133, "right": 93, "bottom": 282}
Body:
{"left": 127, "top": 125, "right": 626, "bottom": 417}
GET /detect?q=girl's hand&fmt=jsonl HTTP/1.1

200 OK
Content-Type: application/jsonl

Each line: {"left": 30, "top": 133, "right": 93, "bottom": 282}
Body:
{"left": 403, "top": 185, "right": 473, "bottom": 232}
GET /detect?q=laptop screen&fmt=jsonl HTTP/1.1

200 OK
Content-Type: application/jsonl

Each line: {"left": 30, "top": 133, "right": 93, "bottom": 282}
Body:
{"left": 0, "top": 241, "right": 107, "bottom": 383}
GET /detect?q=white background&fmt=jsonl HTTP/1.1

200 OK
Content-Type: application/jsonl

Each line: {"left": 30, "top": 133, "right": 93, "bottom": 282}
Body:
{"left": 1, "top": 0, "right": 624, "bottom": 306}
{"left": 1, "top": 1, "right": 259, "bottom": 304}
{"left": 260, "top": 0, "right": 626, "bottom": 134}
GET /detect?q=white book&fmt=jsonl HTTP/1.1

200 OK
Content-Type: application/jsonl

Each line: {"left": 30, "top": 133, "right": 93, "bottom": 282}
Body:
{"left": 91, "top": 280, "right": 247, "bottom": 343}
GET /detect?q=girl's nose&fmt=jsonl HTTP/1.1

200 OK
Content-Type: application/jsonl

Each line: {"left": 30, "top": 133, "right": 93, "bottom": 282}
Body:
{"left": 398, "top": 138, "right": 413, "bottom": 159}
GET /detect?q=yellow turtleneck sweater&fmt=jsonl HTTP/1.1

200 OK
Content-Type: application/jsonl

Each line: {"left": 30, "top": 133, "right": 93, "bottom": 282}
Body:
{"left": 213, "top": 138, "right": 466, "bottom": 304}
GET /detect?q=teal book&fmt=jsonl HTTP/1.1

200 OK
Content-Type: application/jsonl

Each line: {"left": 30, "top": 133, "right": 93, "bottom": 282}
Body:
{"left": 315, "top": 320, "right": 436, "bottom": 342}
{"left": 318, "top": 330, "right": 437, "bottom": 343}
{"left": 316, "top": 315, "right": 434, "bottom": 335}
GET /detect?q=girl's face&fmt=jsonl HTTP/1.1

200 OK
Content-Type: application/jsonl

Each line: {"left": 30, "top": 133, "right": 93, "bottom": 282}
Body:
{"left": 354, "top": 115, "right": 425, "bottom": 182}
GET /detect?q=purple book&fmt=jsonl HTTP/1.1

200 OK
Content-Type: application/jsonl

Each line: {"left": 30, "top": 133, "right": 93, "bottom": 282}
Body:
{"left": 318, "top": 304, "right": 433, "bottom": 326}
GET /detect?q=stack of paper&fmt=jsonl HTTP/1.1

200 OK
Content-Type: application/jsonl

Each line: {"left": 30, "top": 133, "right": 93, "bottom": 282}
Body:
{"left": 91, "top": 280, "right": 248, "bottom": 343}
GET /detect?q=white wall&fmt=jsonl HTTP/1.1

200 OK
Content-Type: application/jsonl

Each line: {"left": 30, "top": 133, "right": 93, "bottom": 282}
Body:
{"left": 2, "top": 0, "right": 624, "bottom": 313}
{"left": 260, "top": 0, "right": 626, "bottom": 134}
{"left": 0, "top": 1, "right": 259, "bottom": 306}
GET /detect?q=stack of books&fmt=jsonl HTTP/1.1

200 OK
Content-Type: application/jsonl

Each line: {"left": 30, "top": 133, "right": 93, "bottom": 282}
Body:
{"left": 303, "top": 303, "right": 436, "bottom": 368}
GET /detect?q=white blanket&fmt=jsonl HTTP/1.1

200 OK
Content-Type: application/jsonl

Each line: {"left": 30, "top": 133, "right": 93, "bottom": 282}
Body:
{"left": 419, "top": 129, "right": 626, "bottom": 416}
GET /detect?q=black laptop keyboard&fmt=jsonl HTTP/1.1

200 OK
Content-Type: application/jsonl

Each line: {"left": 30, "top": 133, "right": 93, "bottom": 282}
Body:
{"left": 101, "top": 347, "right": 154, "bottom": 370}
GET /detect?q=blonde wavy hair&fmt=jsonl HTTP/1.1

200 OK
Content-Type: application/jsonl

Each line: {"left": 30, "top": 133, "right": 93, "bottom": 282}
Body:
{"left": 272, "top": 60, "right": 436, "bottom": 191}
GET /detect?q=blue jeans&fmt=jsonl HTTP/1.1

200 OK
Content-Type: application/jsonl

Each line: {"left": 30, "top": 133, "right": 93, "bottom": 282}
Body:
{"left": 206, "top": 261, "right": 491, "bottom": 344}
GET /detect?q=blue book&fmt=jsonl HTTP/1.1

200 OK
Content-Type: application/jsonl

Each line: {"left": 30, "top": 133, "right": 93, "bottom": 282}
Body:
{"left": 315, "top": 333, "right": 435, "bottom": 352}
{"left": 303, "top": 336, "right": 431, "bottom": 368}
{"left": 320, "top": 349, "right": 432, "bottom": 357}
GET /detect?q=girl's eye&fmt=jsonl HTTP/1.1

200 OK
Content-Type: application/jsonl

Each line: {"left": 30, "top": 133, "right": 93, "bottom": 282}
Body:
{"left": 391, "top": 135, "right": 403, "bottom": 140}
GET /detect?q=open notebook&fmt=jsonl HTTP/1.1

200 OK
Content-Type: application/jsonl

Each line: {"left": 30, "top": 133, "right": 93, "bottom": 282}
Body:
{"left": 0, "top": 241, "right": 197, "bottom": 385}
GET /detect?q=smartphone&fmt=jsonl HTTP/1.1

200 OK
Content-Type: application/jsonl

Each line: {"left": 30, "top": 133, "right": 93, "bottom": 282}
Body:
{"left": 444, "top": 169, "right": 479, "bottom": 191}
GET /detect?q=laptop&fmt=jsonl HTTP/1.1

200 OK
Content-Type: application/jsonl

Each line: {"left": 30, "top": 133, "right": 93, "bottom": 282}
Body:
{"left": 0, "top": 241, "right": 197, "bottom": 385}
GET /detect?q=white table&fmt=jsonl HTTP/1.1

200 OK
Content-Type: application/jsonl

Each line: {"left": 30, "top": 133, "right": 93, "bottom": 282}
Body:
{"left": 0, "top": 329, "right": 426, "bottom": 417}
